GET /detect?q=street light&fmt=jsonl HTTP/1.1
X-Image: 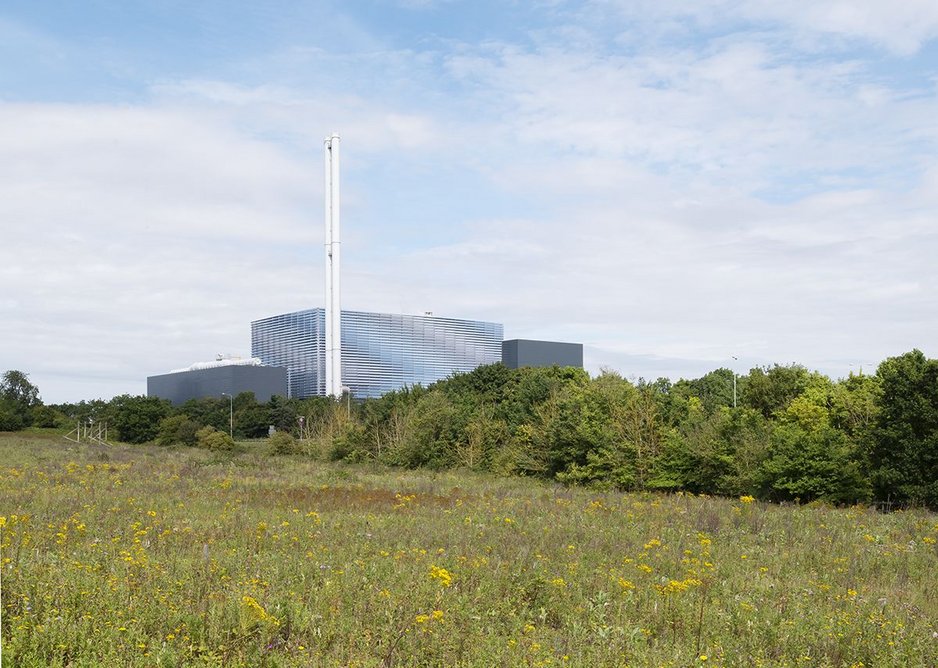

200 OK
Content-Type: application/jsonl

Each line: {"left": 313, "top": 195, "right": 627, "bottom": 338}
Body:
{"left": 221, "top": 393, "right": 233, "bottom": 440}
{"left": 849, "top": 362, "right": 875, "bottom": 377}
{"left": 731, "top": 356, "right": 738, "bottom": 409}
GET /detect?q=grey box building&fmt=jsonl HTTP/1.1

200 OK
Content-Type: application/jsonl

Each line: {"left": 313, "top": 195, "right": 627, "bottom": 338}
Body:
{"left": 501, "top": 339, "right": 583, "bottom": 369}
{"left": 252, "top": 308, "right": 504, "bottom": 399}
{"left": 147, "top": 361, "right": 288, "bottom": 405}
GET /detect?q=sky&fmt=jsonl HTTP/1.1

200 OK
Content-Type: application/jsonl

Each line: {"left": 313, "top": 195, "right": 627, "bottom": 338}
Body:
{"left": 2, "top": 1, "right": 937, "bottom": 404}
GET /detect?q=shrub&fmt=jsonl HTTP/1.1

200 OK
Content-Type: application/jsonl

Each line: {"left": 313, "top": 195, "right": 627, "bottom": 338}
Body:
{"left": 0, "top": 401, "right": 28, "bottom": 431}
{"left": 196, "top": 425, "right": 235, "bottom": 451}
{"left": 31, "top": 405, "right": 66, "bottom": 429}
{"left": 329, "top": 422, "right": 370, "bottom": 462}
{"left": 268, "top": 430, "right": 299, "bottom": 455}
{"left": 157, "top": 415, "right": 200, "bottom": 446}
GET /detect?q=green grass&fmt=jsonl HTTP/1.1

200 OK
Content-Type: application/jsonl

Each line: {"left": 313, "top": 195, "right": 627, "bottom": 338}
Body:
{"left": 2, "top": 433, "right": 937, "bottom": 667}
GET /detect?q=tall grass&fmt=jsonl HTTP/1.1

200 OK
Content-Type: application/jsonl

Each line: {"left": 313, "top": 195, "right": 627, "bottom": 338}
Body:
{"left": 1, "top": 433, "right": 937, "bottom": 666}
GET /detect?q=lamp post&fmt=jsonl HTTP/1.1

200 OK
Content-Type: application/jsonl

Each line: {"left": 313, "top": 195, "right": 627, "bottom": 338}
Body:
{"left": 850, "top": 362, "right": 874, "bottom": 377}
{"left": 221, "top": 393, "right": 233, "bottom": 440}
{"left": 731, "top": 356, "right": 738, "bottom": 409}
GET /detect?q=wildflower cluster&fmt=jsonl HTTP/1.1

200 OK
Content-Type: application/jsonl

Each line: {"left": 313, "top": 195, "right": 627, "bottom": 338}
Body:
{"left": 2, "top": 435, "right": 938, "bottom": 666}
{"left": 429, "top": 564, "right": 454, "bottom": 587}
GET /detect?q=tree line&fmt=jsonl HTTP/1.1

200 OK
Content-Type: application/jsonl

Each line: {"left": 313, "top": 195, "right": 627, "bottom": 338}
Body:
{"left": 4, "top": 348, "right": 938, "bottom": 508}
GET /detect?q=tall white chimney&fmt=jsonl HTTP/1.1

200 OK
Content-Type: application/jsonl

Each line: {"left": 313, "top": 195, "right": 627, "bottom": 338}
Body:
{"left": 324, "top": 133, "right": 342, "bottom": 397}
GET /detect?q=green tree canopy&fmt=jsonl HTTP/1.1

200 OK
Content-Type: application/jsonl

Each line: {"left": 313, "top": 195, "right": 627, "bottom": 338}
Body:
{"left": 741, "top": 364, "right": 811, "bottom": 418}
{"left": 0, "top": 369, "right": 42, "bottom": 430}
{"left": 110, "top": 394, "right": 171, "bottom": 444}
{"left": 870, "top": 350, "right": 938, "bottom": 506}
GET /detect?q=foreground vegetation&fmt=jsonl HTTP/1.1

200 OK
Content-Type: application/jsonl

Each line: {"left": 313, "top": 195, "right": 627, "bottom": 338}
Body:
{"left": 3, "top": 433, "right": 938, "bottom": 666}
{"left": 5, "top": 347, "right": 936, "bottom": 509}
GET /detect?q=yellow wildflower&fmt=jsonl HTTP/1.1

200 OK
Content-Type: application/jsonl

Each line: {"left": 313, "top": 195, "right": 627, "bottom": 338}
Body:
{"left": 239, "top": 595, "right": 279, "bottom": 631}
{"left": 429, "top": 565, "right": 454, "bottom": 587}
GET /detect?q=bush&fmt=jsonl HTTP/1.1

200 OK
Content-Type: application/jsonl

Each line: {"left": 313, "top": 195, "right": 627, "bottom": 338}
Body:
{"left": 269, "top": 430, "right": 299, "bottom": 455}
{"left": 0, "top": 401, "right": 27, "bottom": 431}
{"left": 329, "top": 422, "right": 370, "bottom": 462}
{"left": 31, "top": 405, "right": 65, "bottom": 429}
{"left": 157, "top": 415, "right": 200, "bottom": 446}
{"left": 196, "top": 425, "right": 235, "bottom": 451}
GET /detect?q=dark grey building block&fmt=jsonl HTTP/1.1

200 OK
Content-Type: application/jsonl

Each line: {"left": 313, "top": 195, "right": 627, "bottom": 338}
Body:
{"left": 147, "top": 365, "right": 288, "bottom": 405}
{"left": 502, "top": 339, "right": 583, "bottom": 369}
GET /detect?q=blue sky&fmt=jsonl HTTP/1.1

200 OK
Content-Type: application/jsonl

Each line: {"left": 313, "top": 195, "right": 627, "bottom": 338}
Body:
{"left": 2, "top": 1, "right": 938, "bottom": 402}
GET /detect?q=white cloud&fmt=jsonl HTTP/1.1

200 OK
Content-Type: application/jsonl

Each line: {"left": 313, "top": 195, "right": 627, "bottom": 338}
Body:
{"left": 445, "top": 38, "right": 935, "bottom": 201}
{"left": 748, "top": 0, "right": 938, "bottom": 55}
{"left": 596, "top": 0, "right": 938, "bottom": 54}
{"left": 3, "top": 2, "right": 938, "bottom": 402}
{"left": 0, "top": 103, "right": 321, "bottom": 401}
{"left": 152, "top": 79, "right": 450, "bottom": 155}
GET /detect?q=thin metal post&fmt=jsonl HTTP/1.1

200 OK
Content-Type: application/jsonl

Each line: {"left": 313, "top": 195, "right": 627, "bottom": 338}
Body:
{"left": 732, "top": 356, "right": 738, "bottom": 409}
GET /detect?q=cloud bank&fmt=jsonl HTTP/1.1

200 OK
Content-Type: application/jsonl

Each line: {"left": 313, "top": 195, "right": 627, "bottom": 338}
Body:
{"left": 1, "top": 1, "right": 936, "bottom": 402}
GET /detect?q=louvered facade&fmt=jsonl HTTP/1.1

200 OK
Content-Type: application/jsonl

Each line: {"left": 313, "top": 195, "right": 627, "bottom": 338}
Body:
{"left": 251, "top": 309, "right": 503, "bottom": 399}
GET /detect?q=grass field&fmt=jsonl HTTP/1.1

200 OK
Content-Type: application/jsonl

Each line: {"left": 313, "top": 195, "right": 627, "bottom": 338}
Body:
{"left": 2, "top": 432, "right": 937, "bottom": 667}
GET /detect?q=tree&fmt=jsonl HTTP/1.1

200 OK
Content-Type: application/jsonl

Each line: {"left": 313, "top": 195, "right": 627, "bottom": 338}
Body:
{"left": 266, "top": 395, "right": 298, "bottom": 433}
{"left": 31, "top": 404, "right": 66, "bottom": 428}
{"left": 870, "top": 350, "right": 938, "bottom": 507}
{"left": 176, "top": 397, "right": 230, "bottom": 432}
{"left": 53, "top": 399, "right": 113, "bottom": 427}
{"left": 830, "top": 372, "right": 881, "bottom": 445}
{"left": 655, "top": 398, "right": 733, "bottom": 494}
{"left": 1, "top": 370, "right": 40, "bottom": 406}
{"left": 757, "top": 423, "right": 870, "bottom": 504}
{"left": 110, "top": 394, "right": 171, "bottom": 444}
{"left": 0, "top": 370, "right": 41, "bottom": 430}
{"left": 749, "top": 373, "right": 870, "bottom": 504}
{"left": 670, "top": 368, "right": 736, "bottom": 414}
{"left": 234, "top": 403, "right": 271, "bottom": 439}
{"left": 157, "top": 414, "right": 200, "bottom": 446}
{"left": 741, "top": 364, "right": 811, "bottom": 418}
{"left": 552, "top": 372, "right": 663, "bottom": 490}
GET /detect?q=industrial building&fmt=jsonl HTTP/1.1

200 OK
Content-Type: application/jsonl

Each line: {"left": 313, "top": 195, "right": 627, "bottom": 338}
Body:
{"left": 147, "top": 358, "right": 288, "bottom": 405}
{"left": 502, "top": 339, "right": 583, "bottom": 370}
{"left": 252, "top": 308, "right": 503, "bottom": 399}
{"left": 149, "top": 134, "right": 583, "bottom": 404}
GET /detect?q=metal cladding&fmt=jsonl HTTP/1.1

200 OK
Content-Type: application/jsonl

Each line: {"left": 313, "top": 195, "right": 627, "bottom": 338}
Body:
{"left": 324, "top": 133, "right": 342, "bottom": 397}
{"left": 501, "top": 339, "right": 583, "bottom": 369}
{"left": 251, "top": 309, "right": 503, "bottom": 399}
{"left": 147, "top": 364, "right": 288, "bottom": 405}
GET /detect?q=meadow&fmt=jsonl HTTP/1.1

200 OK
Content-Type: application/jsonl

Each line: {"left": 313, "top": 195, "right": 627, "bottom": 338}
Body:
{"left": 2, "top": 432, "right": 937, "bottom": 667}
